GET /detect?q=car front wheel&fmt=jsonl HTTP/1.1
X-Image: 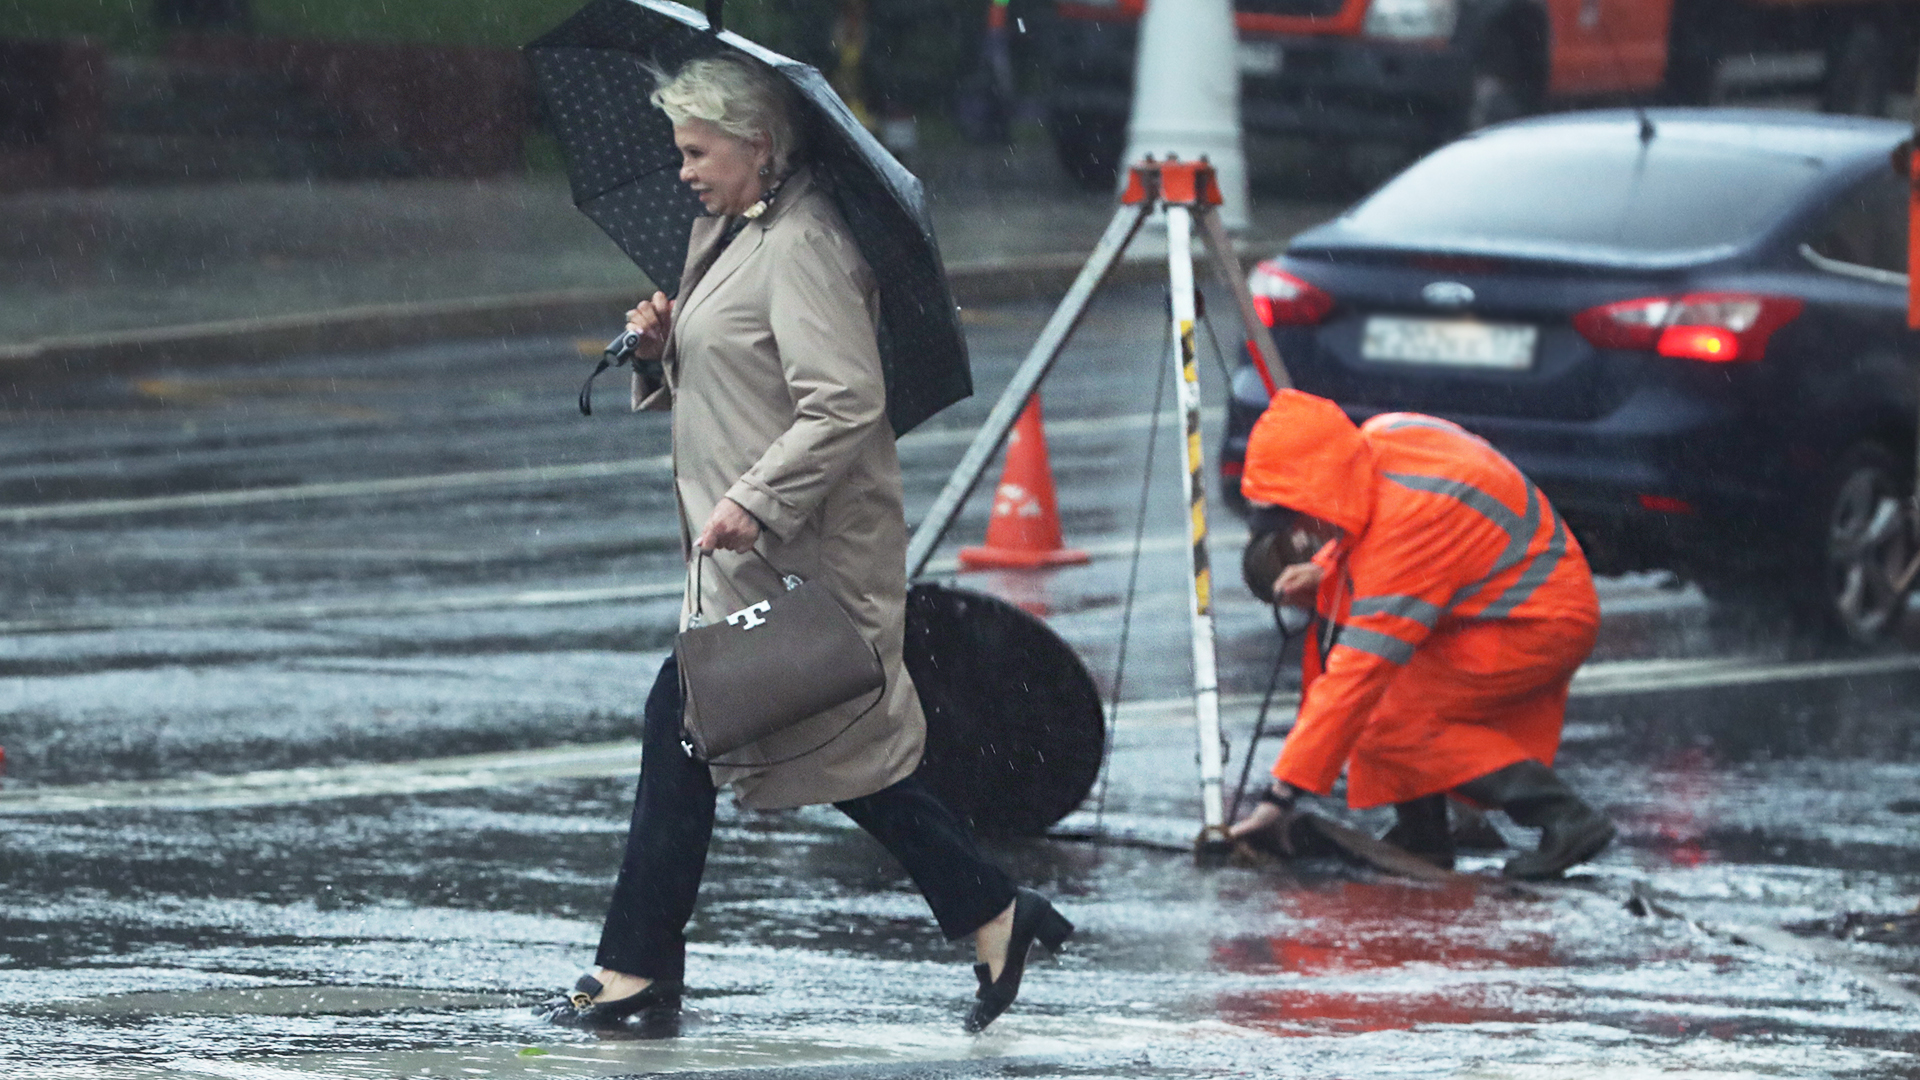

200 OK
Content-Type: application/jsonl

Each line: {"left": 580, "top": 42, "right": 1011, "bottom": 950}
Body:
{"left": 1796, "top": 445, "right": 1912, "bottom": 644}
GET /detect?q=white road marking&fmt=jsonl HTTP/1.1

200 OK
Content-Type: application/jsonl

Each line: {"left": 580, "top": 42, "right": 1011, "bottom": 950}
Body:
{"left": 0, "top": 408, "right": 1221, "bottom": 524}
{"left": 0, "top": 457, "right": 671, "bottom": 524}
{"left": 7, "top": 651, "right": 1918, "bottom": 815}
{"left": 0, "top": 742, "right": 650, "bottom": 814}
{"left": 0, "top": 582, "right": 687, "bottom": 634}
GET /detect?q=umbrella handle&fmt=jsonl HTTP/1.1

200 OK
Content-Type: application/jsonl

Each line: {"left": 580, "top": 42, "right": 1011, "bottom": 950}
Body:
{"left": 706, "top": 0, "right": 723, "bottom": 32}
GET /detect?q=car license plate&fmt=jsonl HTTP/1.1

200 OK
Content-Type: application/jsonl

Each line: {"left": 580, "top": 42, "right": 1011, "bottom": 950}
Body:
{"left": 1236, "top": 41, "right": 1284, "bottom": 76}
{"left": 1360, "top": 316, "right": 1537, "bottom": 370}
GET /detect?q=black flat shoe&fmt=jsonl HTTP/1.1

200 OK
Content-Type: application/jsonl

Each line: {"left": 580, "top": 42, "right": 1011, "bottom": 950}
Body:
{"left": 538, "top": 974, "right": 683, "bottom": 1029}
{"left": 964, "top": 887, "right": 1073, "bottom": 1034}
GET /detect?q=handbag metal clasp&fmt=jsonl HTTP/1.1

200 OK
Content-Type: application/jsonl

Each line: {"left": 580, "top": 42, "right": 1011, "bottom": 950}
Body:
{"left": 726, "top": 600, "right": 772, "bottom": 630}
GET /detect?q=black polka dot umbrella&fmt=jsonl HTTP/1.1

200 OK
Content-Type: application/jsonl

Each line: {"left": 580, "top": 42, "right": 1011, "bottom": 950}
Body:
{"left": 526, "top": 0, "right": 973, "bottom": 437}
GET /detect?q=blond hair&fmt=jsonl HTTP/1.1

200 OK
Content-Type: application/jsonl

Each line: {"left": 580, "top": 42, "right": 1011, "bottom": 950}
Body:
{"left": 651, "top": 55, "right": 801, "bottom": 175}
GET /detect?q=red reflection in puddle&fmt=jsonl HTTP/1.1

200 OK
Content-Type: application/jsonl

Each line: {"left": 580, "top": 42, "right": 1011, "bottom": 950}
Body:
{"left": 1214, "top": 879, "right": 1558, "bottom": 1034}
{"left": 1645, "top": 747, "right": 1716, "bottom": 868}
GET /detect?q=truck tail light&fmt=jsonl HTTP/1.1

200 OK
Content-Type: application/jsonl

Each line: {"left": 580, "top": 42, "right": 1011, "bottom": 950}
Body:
{"left": 1572, "top": 293, "right": 1803, "bottom": 362}
{"left": 1249, "top": 261, "right": 1333, "bottom": 327}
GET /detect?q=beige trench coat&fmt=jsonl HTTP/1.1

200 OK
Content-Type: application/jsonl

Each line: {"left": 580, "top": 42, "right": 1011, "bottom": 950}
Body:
{"left": 634, "top": 167, "right": 926, "bottom": 809}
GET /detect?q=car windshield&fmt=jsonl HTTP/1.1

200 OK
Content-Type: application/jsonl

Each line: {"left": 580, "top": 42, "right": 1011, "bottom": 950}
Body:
{"left": 1338, "top": 123, "right": 1829, "bottom": 261}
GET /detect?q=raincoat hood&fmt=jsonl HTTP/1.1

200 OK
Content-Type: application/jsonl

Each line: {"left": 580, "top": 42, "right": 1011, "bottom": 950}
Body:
{"left": 1240, "top": 389, "right": 1375, "bottom": 537}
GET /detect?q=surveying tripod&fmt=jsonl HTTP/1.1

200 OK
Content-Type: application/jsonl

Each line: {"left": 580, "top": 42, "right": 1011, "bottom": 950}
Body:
{"left": 906, "top": 158, "right": 1293, "bottom": 843}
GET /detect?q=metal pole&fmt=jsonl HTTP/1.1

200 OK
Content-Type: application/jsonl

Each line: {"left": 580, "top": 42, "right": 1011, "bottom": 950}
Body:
{"left": 1195, "top": 204, "right": 1292, "bottom": 394}
{"left": 1165, "top": 203, "right": 1227, "bottom": 834}
{"left": 906, "top": 200, "right": 1155, "bottom": 578}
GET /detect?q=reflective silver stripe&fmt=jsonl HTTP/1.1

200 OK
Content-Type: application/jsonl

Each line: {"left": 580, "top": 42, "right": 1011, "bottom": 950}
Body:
{"left": 1383, "top": 468, "right": 1531, "bottom": 574}
{"left": 1332, "top": 624, "right": 1416, "bottom": 664}
{"left": 1384, "top": 469, "right": 1555, "bottom": 613}
{"left": 1349, "top": 593, "right": 1444, "bottom": 629}
{"left": 1481, "top": 509, "right": 1568, "bottom": 619}
{"left": 1383, "top": 471, "right": 1522, "bottom": 533}
{"left": 1450, "top": 482, "right": 1542, "bottom": 610}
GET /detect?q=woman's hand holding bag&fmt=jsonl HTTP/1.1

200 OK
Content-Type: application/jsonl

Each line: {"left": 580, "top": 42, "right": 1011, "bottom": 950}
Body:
{"left": 675, "top": 549, "right": 885, "bottom": 765}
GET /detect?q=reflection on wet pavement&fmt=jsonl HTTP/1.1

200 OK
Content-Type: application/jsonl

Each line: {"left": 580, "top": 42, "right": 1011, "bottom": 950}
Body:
{"left": 6, "top": 766, "right": 1920, "bottom": 1077}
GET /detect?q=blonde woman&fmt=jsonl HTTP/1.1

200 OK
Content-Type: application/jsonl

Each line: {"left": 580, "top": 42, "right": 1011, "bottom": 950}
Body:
{"left": 541, "top": 55, "right": 1069, "bottom": 1035}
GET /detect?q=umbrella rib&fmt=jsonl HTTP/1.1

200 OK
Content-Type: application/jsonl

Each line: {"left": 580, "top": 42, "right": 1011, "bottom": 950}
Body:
{"left": 577, "top": 159, "right": 685, "bottom": 207}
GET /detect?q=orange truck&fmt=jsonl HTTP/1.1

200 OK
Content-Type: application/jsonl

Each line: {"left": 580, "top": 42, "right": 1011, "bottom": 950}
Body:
{"left": 1042, "top": 0, "right": 1920, "bottom": 186}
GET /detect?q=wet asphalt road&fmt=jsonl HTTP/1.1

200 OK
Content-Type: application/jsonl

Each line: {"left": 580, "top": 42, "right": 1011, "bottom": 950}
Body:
{"left": 6, "top": 283, "right": 1920, "bottom": 1078}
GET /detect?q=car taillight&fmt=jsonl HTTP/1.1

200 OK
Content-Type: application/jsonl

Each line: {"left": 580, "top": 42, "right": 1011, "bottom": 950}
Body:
{"left": 1248, "top": 260, "right": 1333, "bottom": 327}
{"left": 1572, "top": 293, "right": 1803, "bottom": 362}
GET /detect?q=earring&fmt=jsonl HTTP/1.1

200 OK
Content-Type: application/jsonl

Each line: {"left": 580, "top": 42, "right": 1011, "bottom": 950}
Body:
{"left": 758, "top": 165, "right": 771, "bottom": 177}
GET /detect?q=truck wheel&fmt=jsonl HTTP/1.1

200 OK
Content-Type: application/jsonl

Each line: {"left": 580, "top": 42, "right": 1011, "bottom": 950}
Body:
{"left": 1790, "top": 443, "right": 1912, "bottom": 644}
{"left": 1047, "top": 109, "right": 1123, "bottom": 190}
{"left": 1822, "top": 22, "right": 1891, "bottom": 117}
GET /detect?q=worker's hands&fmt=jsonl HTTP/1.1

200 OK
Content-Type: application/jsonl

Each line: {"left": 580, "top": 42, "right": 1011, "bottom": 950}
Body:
{"left": 697, "top": 497, "right": 761, "bottom": 553}
{"left": 624, "top": 291, "right": 673, "bottom": 360}
{"left": 1271, "top": 561, "right": 1324, "bottom": 607}
{"left": 1227, "top": 782, "right": 1303, "bottom": 841}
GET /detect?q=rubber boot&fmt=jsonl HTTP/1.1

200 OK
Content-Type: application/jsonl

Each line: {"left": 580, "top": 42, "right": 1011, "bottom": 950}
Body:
{"left": 1449, "top": 804, "right": 1508, "bottom": 852}
{"left": 1378, "top": 794, "right": 1456, "bottom": 870}
{"left": 1454, "top": 760, "right": 1615, "bottom": 880}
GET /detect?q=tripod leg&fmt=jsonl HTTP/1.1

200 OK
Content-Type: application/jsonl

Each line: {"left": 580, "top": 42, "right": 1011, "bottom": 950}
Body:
{"left": 1166, "top": 204, "right": 1228, "bottom": 836}
{"left": 1195, "top": 206, "right": 1291, "bottom": 396}
{"left": 905, "top": 200, "right": 1156, "bottom": 578}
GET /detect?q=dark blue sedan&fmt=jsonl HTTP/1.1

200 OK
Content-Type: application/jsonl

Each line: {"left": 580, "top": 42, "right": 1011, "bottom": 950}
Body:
{"left": 1223, "top": 109, "right": 1917, "bottom": 643}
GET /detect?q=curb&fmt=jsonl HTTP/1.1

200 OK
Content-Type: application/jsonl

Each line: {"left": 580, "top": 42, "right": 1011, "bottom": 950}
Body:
{"left": 0, "top": 247, "right": 1236, "bottom": 381}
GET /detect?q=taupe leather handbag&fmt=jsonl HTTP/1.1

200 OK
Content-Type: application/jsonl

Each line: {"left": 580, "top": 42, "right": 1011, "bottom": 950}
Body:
{"left": 676, "top": 549, "right": 885, "bottom": 765}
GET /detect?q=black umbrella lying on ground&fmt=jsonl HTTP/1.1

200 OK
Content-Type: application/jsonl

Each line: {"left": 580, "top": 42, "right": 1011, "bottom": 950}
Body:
{"left": 526, "top": 0, "right": 972, "bottom": 436}
{"left": 903, "top": 583, "right": 1105, "bottom": 838}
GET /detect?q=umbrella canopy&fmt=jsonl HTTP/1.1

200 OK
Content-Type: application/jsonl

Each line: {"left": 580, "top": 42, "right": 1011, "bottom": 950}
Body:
{"left": 526, "top": 0, "right": 972, "bottom": 436}
{"left": 903, "top": 583, "right": 1105, "bottom": 838}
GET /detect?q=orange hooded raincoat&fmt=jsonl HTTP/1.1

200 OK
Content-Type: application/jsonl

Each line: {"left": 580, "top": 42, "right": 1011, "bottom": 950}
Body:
{"left": 1241, "top": 390, "right": 1600, "bottom": 808}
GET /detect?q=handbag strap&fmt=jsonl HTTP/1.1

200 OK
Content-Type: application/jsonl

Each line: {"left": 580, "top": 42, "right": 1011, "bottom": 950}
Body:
{"left": 688, "top": 545, "right": 801, "bottom": 624}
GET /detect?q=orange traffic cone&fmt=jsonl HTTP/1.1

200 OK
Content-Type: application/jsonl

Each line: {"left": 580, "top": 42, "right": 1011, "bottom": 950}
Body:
{"left": 959, "top": 395, "right": 1089, "bottom": 570}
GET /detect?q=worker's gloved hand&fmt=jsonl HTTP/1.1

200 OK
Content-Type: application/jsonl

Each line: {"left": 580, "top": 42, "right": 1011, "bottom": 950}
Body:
{"left": 1227, "top": 783, "right": 1303, "bottom": 841}
{"left": 1271, "top": 562, "right": 1323, "bottom": 607}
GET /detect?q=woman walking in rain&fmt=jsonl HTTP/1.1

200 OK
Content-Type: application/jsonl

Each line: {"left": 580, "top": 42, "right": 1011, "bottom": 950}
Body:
{"left": 540, "top": 54, "right": 1069, "bottom": 1034}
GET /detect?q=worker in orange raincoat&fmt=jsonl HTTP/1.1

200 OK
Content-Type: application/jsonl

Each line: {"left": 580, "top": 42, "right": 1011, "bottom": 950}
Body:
{"left": 1226, "top": 390, "right": 1613, "bottom": 880}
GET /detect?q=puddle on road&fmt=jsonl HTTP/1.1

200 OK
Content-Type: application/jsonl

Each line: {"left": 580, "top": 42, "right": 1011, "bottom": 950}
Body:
{"left": 28, "top": 1014, "right": 1185, "bottom": 1079}
{"left": 8, "top": 770, "right": 1920, "bottom": 1078}
{"left": 44, "top": 985, "right": 518, "bottom": 1018}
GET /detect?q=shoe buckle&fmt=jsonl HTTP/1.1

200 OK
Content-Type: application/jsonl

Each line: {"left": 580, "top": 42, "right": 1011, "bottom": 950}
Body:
{"left": 568, "top": 990, "right": 594, "bottom": 1010}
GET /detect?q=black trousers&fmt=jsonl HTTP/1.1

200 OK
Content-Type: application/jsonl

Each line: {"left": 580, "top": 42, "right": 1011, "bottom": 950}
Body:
{"left": 595, "top": 656, "right": 1018, "bottom": 982}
